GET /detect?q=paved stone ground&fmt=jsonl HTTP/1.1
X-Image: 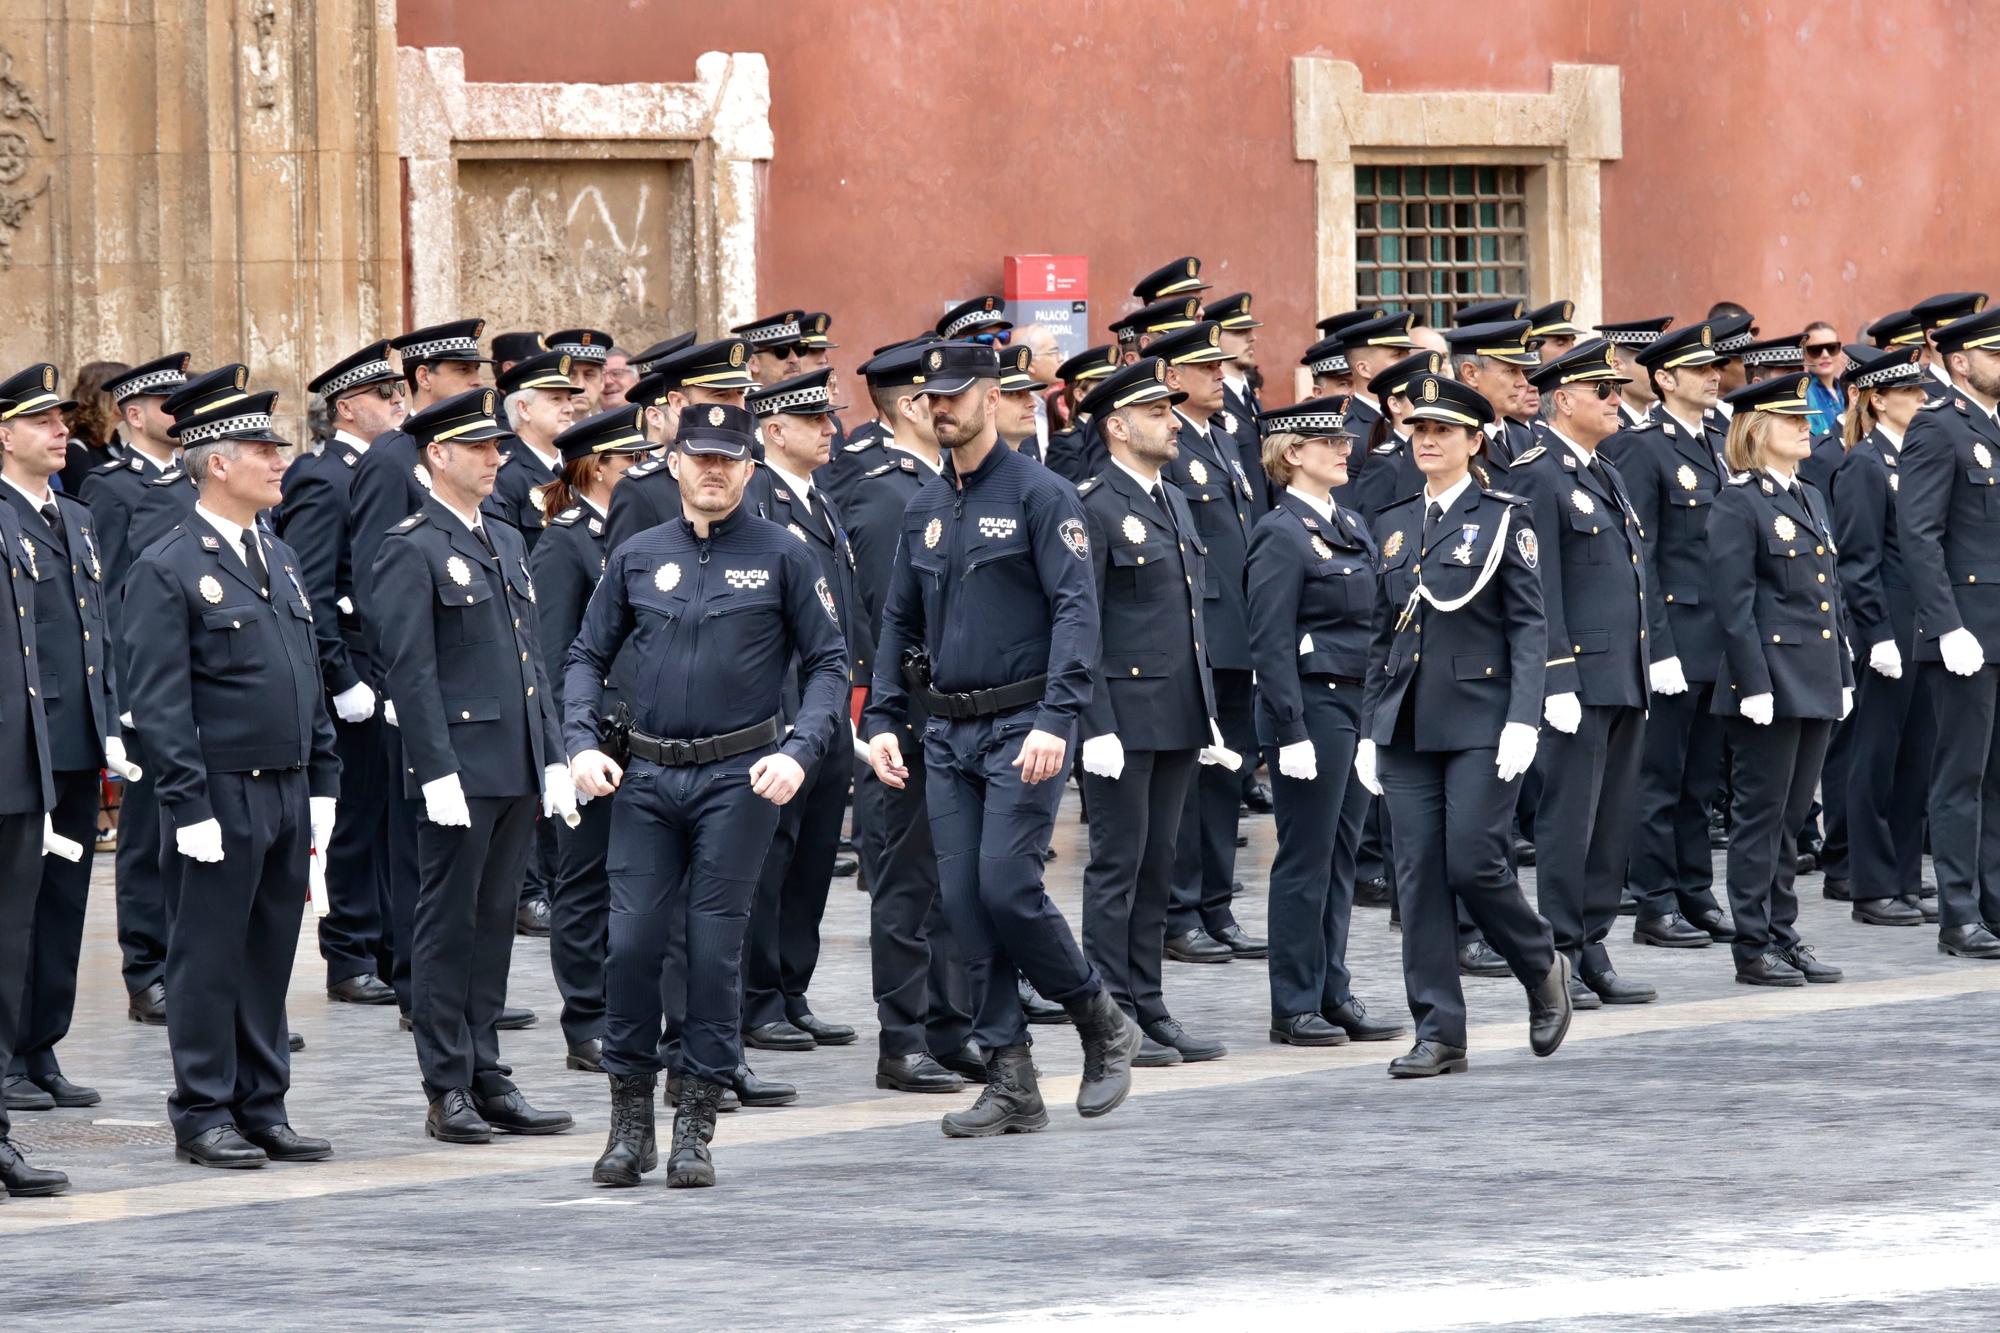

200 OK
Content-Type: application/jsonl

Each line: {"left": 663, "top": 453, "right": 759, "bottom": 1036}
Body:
{"left": 6, "top": 793, "right": 1999, "bottom": 1331}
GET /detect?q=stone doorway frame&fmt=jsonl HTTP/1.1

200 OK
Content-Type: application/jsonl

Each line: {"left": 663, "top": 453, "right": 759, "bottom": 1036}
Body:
{"left": 396, "top": 45, "right": 770, "bottom": 336}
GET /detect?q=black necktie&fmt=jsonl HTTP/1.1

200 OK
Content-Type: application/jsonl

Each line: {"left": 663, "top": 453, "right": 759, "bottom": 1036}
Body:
{"left": 803, "top": 487, "right": 820, "bottom": 530}
{"left": 239, "top": 530, "right": 269, "bottom": 596}
{"left": 1150, "top": 483, "right": 1178, "bottom": 538}
{"left": 1423, "top": 500, "right": 1444, "bottom": 552}
{"left": 39, "top": 503, "right": 65, "bottom": 554}
{"left": 472, "top": 523, "right": 499, "bottom": 563}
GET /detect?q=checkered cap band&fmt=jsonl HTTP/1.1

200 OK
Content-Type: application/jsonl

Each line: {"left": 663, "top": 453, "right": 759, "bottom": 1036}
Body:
{"left": 1600, "top": 329, "right": 1663, "bottom": 347}
{"left": 740, "top": 319, "right": 802, "bottom": 346}
{"left": 549, "top": 341, "right": 607, "bottom": 362}
{"left": 112, "top": 368, "right": 188, "bottom": 402}
{"left": 942, "top": 310, "right": 1002, "bottom": 338}
{"left": 1308, "top": 353, "right": 1350, "bottom": 375}
{"left": 318, "top": 359, "right": 394, "bottom": 397}
{"left": 1853, "top": 359, "right": 1927, "bottom": 389}
{"left": 1270, "top": 411, "right": 1347, "bottom": 433}
{"left": 1740, "top": 346, "right": 1805, "bottom": 368}
{"left": 399, "top": 335, "right": 482, "bottom": 361}
{"left": 1715, "top": 330, "right": 1754, "bottom": 354}
{"left": 181, "top": 411, "right": 273, "bottom": 444}
{"left": 750, "top": 384, "right": 833, "bottom": 416}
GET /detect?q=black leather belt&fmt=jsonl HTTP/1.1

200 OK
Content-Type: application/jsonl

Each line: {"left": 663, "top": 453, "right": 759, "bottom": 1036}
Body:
{"left": 919, "top": 675, "right": 1047, "bottom": 720}
{"left": 627, "top": 716, "right": 781, "bottom": 767}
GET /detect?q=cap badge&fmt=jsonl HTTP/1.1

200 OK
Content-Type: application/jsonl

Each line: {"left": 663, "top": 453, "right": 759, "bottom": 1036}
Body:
{"left": 1773, "top": 514, "right": 1798, "bottom": 543}
{"left": 1978, "top": 443, "right": 1995, "bottom": 470}
{"left": 234, "top": 366, "right": 248, "bottom": 388}
{"left": 1700, "top": 325, "right": 1713, "bottom": 348}
{"left": 707, "top": 406, "right": 725, "bottom": 427}
{"left": 654, "top": 562, "right": 681, "bottom": 592}
{"left": 928, "top": 350, "right": 944, "bottom": 372}
{"left": 1152, "top": 360, "right": 1167, "bottom": 383}
{"left": 729, "top": 342, "right": 747, "bottom": 368}
{"left": 1207, "top": 326, "right": 1220, "bottom": 347}
{"left": 923, "top": 516, "right": 942, "bottom": 550}
{"left": 198, "top": 574, "right": 223, "bottom": 605}
{"left": 1796, "top": 376, "right": 1811, "bottom": 400}
{"left": 1121, "top": 515, "right": 1146, "bottom": 545}
{"left": 1310, "top": 536, "right": 1332, "bottom": 560}
{"left": 41, "top": 366, "right": 55, "bottom": 390}
{"left": 982, "top": 296, "right": 995, "bottom": 312}
{"left": 1677, "top": 464, "right": 1699, "bottom": 492}
{"left": 581, "top": 331, "right": 594, "bottom": 346}
{"left": 481, "top": 389, "right": 496, "bottom": 415}
{"left": 557, "top": 355, "right": 571, "bottom": 376}
{"left": 1185, "top": 258, "right": 1198, "bottom": 278}
{"left": 446, "top": 555, "right": 473, "bottom": 587}
{"left": 1382, "top": 530, "right": 1405, "bottom": 560}
{"left": 1188, "top": 458, "right": 1209, "bottom": 486}
{"left": 1571, "top": 490, "right": 1596, "bottom": 515}
{"left": 1426, "top": 353, "right": 1442, "bottom": 373}
{"left": 1183, "top": 298, "right": 1200, "bottom": 320}
{"left": 1420, "top": 378, "right": 1439, "bottom": 404}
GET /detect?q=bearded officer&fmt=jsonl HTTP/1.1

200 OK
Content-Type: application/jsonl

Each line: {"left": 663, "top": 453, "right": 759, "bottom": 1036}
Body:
{"left": 602, "top": 338, "right": 756, "bottom": 552}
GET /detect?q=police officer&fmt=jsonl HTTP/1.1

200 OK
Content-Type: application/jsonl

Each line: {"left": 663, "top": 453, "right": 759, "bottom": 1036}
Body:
{"left": 1509, "top": 341, "right": 1656, "bottom": 1007}
{"left": 1075, "top": 358, "right": 1230, "bottom": 1067}
{"left": 602, "top": 338, "right": 757, "bottom": 553}
{"left": 1358, "top": 373, "right": 1573, "bottom": 1076}
{"left": 1247, "top": 396, "right": 1408, "bottom": 1048}
{"left": 1601, "top": 321, "right": 1738, "bottom": 947}
{"left": 1207, "top": 292, "right": 1268, "bottom": 506}
{"left": 1594, "top": 317, "right": 1673, "bottom": 430}
{"left": 1041, "top": 343, "right": 1121, "bottom": 486}
{"left": 483, "top": 351, "right": 583, "bottom": 552}
{"left": 863, "top": 340, "right": 1142, "bottom": 1139}
{"left": 1707, "top": 374, "right": 1852, "bottom": 985}
{"left": 547, "top": 328, "right": 614, "bottom": 414}
{"left": 0, "top": 366, "right": 130, "bottom": 1111}
{"left": 280, "top": 341, "right": 405, "bottom": 1006}
{"left": 1830, "top": 346, "right": 1935, "bottom": 927}
{"left": 1443, "top": 320, "right": 1540, "bottom": 467}
{"left": 123, "top": 388, "right": 338, "bottom": 1167}
{"left": 127, "top": 367, "right": 240, "bottom": 560}
{"left": 820, "top": 335, "right": 938, "bottom": 509}
{"left": 995, "top": 344, "right": 1049, "bottom": 464}
{"left": 1343, "top": 349, "right": 1439, "bottom": 517}
{"left": 528, "top": 404, "right": 653, "bottom": 1073}
{"left": 372, "top": 387, "right": 577, "bottom": 1143}
{"left": 935, "top": 295, "right": 1014, "bottom": 344}
{"left": 1899, "top": 304, "right": 2000, "bottom": 959}
{"left": 565, "top": 404, "right": 846, "bottom": 1188}
{"left": 732, "top": 310, "right": 809, "bottom": 385}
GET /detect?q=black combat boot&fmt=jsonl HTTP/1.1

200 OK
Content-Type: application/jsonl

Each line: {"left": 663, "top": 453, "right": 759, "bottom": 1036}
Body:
{"left": 940, "top": 1045, "right": 1048, "bottom": 1138}
{"left": 1067, "top": 986, "right": 1142, "bottom": 1118}
{"left": 666, "top": 1077, "right": 723, "bottom": 1188}
{"left": 591, "top": 1073, "right": 657, "bottom": 1187}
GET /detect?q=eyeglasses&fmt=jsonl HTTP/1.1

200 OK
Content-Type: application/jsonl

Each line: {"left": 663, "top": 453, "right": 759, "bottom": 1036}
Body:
{"left": 365, "top": 384, "right": 406, "bottom": 402}
{"left": 1561, "top": 381, "right": 1619, "bottom": 400}
{"left": 1803, "top": 343, "right": 1842, "bottom": 358}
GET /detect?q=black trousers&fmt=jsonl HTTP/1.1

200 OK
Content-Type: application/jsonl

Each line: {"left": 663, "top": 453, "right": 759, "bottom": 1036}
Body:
{"left": 1533, "top": 704, "right": 1644, "bottom": 976}
{"left": 1723, "top": 716, "right": 1832, "bottom": 965}
{"left": 743, "top": 747, "right": 846, "bottom": 1028}
{"left": 550, "top": 791, "right": 611, "bottom": 1047}
{"left": 0, "top": 811, "right": 41, "bottom": 1139}
{"left": 1169, "top": 666, "right": 1252, "bottom": 936}
{"left": 1844, "top": 661, "right": 1935, "bottom": 901}
{"left": 113, "top": 727, "right": 169, "bottom": 996}
{"left": 161, "top": 770, "right": 308, "bottom": 1143}
{"left": 1266, "top": 683, "right": 1370, "bottom": 1019}
{"left": 1380, "top": 745, "right": 1557, "bottom": 1049}
{"left": 861, "top": 751, "right": 973, "bottom": 1059}
{"left": 8, "top": 769, "right": 98, "bottom": 1080}
{"left": 317, "top": 709, "right": 391, "bottom": 986}
{"left": 384, "top": 729, "right": 423, "bottom": 1012}
{"left": 412, "top": 794, "right": 535, "bottom": 1102}
{"left": 1816, "top": 717, "right": 1853, "bottom": 880}
{"left": 1922, "top": 664, "right": 2000, "bottom": 929}
{"left": 1082, "top": 747, "right": 1197, "bottom": 1028}
{"left": 1628, "top": 680, "right": 1727, "bottom": 922}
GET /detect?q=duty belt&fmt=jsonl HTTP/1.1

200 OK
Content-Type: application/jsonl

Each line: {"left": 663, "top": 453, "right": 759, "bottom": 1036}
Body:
{"left": 919, "top": 675, "right": 1047, "bottom": 720}
{"left": 627, "top": 715, "right": 782, "bottom": 767}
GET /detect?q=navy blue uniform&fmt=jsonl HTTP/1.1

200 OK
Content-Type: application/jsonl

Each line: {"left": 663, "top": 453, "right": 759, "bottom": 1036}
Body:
{"left": 482, "top": 442, "right": 560, "bottom": 550}
{"left": 1831, "top": 428, "right": 1934, "bottom": 904}
{"left": 1364, "top": 483, "right": 1558, "bottom": 1048}
{"left": 819, "top": 422, "right": 892, "bottom": 515}
{"left": 1344, "top": 429, "right": 1422, "bottom": 519}
{"left": 0, "top": 501, "right": 54, "bottom": 1146}
{"left": 1044, "top": 417, "right": 1107, "bottom": 487}
{"left": 1248, "top": 490, "right": 1377, "bottom": 1022}
{"left": 565, "top": 506, "right": 846, "bottom": 1084}
{"left": 862, "top": 440, "right": 1101, "bottom": 1053}
{"left": 1707, "top": 472, "right": 1853, "bottom": 965}
{"left": 1218, "top": 385, "right": 1270, "bottom": 511}
{"left": 601, "top": 455, "right": 679, "bottom": 555}
{"left": 123, "top": 517, "right": 337, "bottom": 1144}
{"left": 126, "top": 465, "right": 199, "bottom": 563}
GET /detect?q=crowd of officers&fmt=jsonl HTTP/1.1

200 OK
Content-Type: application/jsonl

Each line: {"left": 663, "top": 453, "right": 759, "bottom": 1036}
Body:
{"left": 0, "top": 261, "right": 1994, "bottom": 1198}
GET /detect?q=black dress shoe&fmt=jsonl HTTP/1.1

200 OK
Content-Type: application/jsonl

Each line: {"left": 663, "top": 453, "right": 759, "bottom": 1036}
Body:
{"left": 1911, "top": 895, "right": 1939, "bottom": 923}
{"left": 1822, "top": 877, "right": 1853, "bottom": 902}
{"left": 1017, "top": 976, "right": 1070, "bottom": 1024}
{"left": 3, "top": 1075, "right": 53, "bottom": 1112}
{"left": 515, "top": 897, "right": 552, "bottom": 937}
{"left": 1735, "top": 951, "right": 1806, "bottom": 987}
{"left": 474, "top": 1088, "right": 574, "bottom": 1135}
{"left": 426, "top": 1089, "right": 493, "bottom": 1143}
{"left": 1235, "top": 831, "right": 1248, "bottom": 848}
{"left": 1582, "top": 968, "right": 1657, "bottom": 1004}
{"left": 1796, "top": 851, "right": 1820, "bottom": 875}
{"left": 1938, "top": 923, "right": 2000, "bottom": 959}
{"left": 566, "top": 1039, "right": 605, "bottom": 1072}
{"left": 1213, "top": 924, "right": 1268, "bottom": 959}
{"left": 1388, "top": 1040, "right": 1469, "bottom": 1077}
{"left": 0, "top": 1138, "right": 70, "bottom": 1195}
{"left": 1134, "top": 1034, "right": 1182, "bottom": 1067}
{"left": 1270, "top": 1013, "right": 1349, "bottom": 1047}
{"left": 495, "top": 1006, "right": 538, "bottom": 1030}
{"left": 1616, "top": 890, "right": 1639, "bottom": 916}
{"left": 791, "top": 1012, "right": 856, "bottom": 1046}
{"left": 1457, "top": 940, "right": 1511, "bottom": 978}
{"left": 289, "top": 1031, "right": 305, "bottom": 1053}
{"left": 1324, "top": 996, "right": 1408, "bottom": 1042}
{"left": 398, "top": 1013, "right": 412, "bottom": 1032}
{"left": 1851, "top": 896, "right": 1923, "bottom": 926}
{"left": 744, "top": 1020, "right": 816, "bottom": 1051}
{"left": 1144, "top": 1016, "right": 1227, "bottom": 1062}
{"left": 665, "top": 1075, "right": 742, "bottom": 1112}
{"left": 1686, "top": 906, "right": 1736, "bottom": 942}
{"left": 1243, "top": 781, "right": 1275, "bottom": 814}
{"left": 1633, "top": 912, "right": 1712, "bottom": 948}
{"left": 831, "top": 855, "right": 859, "bottom": 877}
{"left": 29, "top": 1073, "right": 100, "bottom": 1108}
{"left": 176, "top": 1124, "right": 269, "bottom": 1168}
{"left": 242, "top": 1123, "right": 333, "bottom": 1162}
{"left": 1782, "top": 943, "right": 1843, "bottom": 983}
{"left": 934, "top": 1043, "right": 987, "bottom": 1080}
{"left": 1527, "top": 955, "right": 1573, "bottom": 1057}
{"left": 127, "top": 981, "right": 168, "bottom": 1025}
{"left": 327, "top": 973, "right": 397, "bottom": 1005}
{"left": 1918, "top": 881, "right": 1939, "bottom": 900}
{"left": 727, "top": 1065, "right": 798, "bottom": 1107}
{"left": 1567, "top": 976, "right": 1603, "bottom": 1010}
{"left": 1353, "top": 876, "right": 1392, "bottom": 908}
{"left": 1166, "top": 928, "right": 1234, "bottom": 964}
{"left": 875, "top": 1053, "right": 964, "bottom": 1093}
{"left": 1513, "top": 837, "right": 1537, "bottom": 867}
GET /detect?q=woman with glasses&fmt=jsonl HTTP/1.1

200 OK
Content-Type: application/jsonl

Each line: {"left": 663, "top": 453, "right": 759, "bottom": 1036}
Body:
{"left": 1802, "top": 323, "right": 1848, "bottom": 437}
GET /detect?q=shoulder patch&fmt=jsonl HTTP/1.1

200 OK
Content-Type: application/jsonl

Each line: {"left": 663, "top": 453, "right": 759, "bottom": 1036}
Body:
{"left": 1076, "top": 477, "right": 1100, "bottom": 495}
{"left": 1512, "top": 445, "right": 1547, "bottom": 467}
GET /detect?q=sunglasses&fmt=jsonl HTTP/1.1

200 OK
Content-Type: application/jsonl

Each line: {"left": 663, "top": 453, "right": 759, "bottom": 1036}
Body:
{"left": 1560, "top": 380, "right": 1619, "bottom": 400}
{"left": 364, "top": 383, "right": 406, "bottom": 402}
{"left": 1803, "top": 343, "right": 1842, "bottom": 358}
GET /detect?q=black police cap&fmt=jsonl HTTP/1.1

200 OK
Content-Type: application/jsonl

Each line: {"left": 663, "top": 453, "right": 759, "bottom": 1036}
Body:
{"left": 106, "top": 353, "right": 192, "bottom": 404}
{"left": 747, "top": 368, "right": 845, "bottom": 418}
{"left": 675, "top": 402, "right": 758, "bottom": 458}
{"left": 1146, "top": 321, "right": 1230, "bottom": 367}
{"left": 1526, "top": 301, "right": 1592, "bottom": 340}
{"left": 496, "top": 351, "right": 582, "bottom": 397}
{"left": 1076, "top": 357, "right": 1183, "bottom": 420}
{"left": 1366, "top": 350, "right": 1444, "bottom": 400}
{"left": 404, "top": 387, "right": 508, "bottom": 447}
{"left": 1258, "top": 395, "right": 1355, "bottom": 438}
{"left": 1402, "top": 373, "right": 1496, "bottom": 429}
{"left": 393, "top": 319, "right": 492, "bottom": 365}
{"left": 546, "top": 329, "right": 613, "bottom": 364}
{"left": 1132, "top": 256, "right": 1208, "bottom": 302}
{"left": 490, "top": 331, "right": 545, "bottom": 365}
{"left": 1932, "top": 305, "right": 2000, "bottom": 355}
{"left": 166, "top": 388, "right": 288, "bottom": 445}
{"left": 649, "top": 337, "right": 756, "bottom": 392}
{"left": 556, "top": 404, "right": 652, "bottom": 463}
{"left": 857, "top": 343, "right": 930, "bottom": 390}
{"left": 1204, "top": 292, "right": 1262, "bottom": 330}
{"left": 0, "top": 363, "right": 77, "bottom": 420}
{"left": 1444, "top": 320, "right": 1539, "bottom": 367}
{"left": 1721, "top": 373, "right": 1814, "bottom": 416}
{"left": 631, "top": 333, "right": 697, "bottom": 373}
{"left": 935, "top": 296, "right": 1011, "bottom": 340}
{"left": 1914, "top": 291, "right": 1988, "bottom": 331}
{"left": 1055, "top": 344, "right": 1120, "bottom": 385}
{"left": 1864, "top": 309, "right": 1924, "bottom": 348}
{"left": 1594, "top": 315, "right": 1673, "bottom": 348}
{"left": 996, "top": 344, "right": 1048, "bottom": 393}
{"left": 310, "top": 342, "right": 397, "bottom": 399}
{"left": 731, "top": 310, "right": 806, "bottom": 349}
{"left": 163, "top": 365, "right": 252, "bottom": 421}
{"left": 1635, "top": 322, "right": 1723, "bottom": 371}
{"left": 913, "top": 342, "right": 1002, "bottom": 397}
{"left": 1337, "top": 311, "right": 1419, "bottom": 356}
{"left": 1452, "top": 298, "right": 1525, "bottom": 326}
{"left": 1526, "top": 339, "right": 1628, "bottom": 392}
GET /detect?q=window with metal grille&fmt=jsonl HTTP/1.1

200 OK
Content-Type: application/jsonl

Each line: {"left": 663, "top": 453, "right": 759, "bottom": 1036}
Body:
{"left": 1354, "top": 165, "right": 1530, "bottom": 327}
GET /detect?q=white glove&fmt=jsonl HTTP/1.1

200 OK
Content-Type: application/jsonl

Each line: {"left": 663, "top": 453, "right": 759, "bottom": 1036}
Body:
{"left": 1649, "top": 657, "right": 1689, "bottom": 696}
{"left": 174, "top": 817, "right": 226, "bottom": 863}
{"left": 1867, "top": 639, "right": 1903, "bottom": 680}
{"left": 103, "top": 735, "right": 143, "bottom": 782}
{"left": 1840, "top": 686, "right": 1853, "bottom": 720}
{"left": 383, "top": 699, "right": 399, "bottom": 727}
{"left": 1495, "top": 721, "right": 1539, "bottom": 782}
{"left": 1941, "top": 627, "right": 1985, "bottom": 677}
{"left": 331, "top": 680, "right": 377, "bottom": 723}
{"left": 119, "top": 710, "right": 134, "bottom": 728}
{"left": 1197, "top": 718, "right": 1242, "bottom": 772}
{"left": 421, "top": 773, "right": 471, "bottom": 828}
{"left": 1741, "top": 693, "right": 1775, "bottom": 726}
{"left": 1277, "top": 739, "right": 1318, "bottom": 781}
{"left": 309, "top": 796, "right": 337, "bottom": 854}
{"left": 41, "top": 814, "right": 82, "bottom": 862}
{"left": 1354, "top": 739, "right": 1382, "bottom": 796}
{"left": 851, "top": 721, "right": 871, "bottom": 764}
{"left": 542, "top": 763, "right": 579, "bottom": 826}
{"left": 1080, "top": 733, "right": 1126, "bottom": 780}
{"left": 1543, "top": 692, "right": 1582, "bottom": 736}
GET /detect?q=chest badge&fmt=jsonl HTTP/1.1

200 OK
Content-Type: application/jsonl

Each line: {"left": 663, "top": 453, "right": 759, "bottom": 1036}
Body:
{"left": 1121, "top": 514, "right": 1146, "bottom": 545}
{"left": 413, "top": 464, "right": 433, "bottom": 492}
{"left": 528, "top": 485, "right": 548, "bottom": 516}
{"left": 787, "top": 522, "right": 809, "bottom": 543}
{"left": 446, "top": 555, "right": 473, "bottom": 587}
{"left": 1188, "top": 458, "right": 1209, "bottom": 487}
{"left": 923, "top": 517, "right": 943, "bottom": 549}
{"left": 1676, "top": 464, "right": 1699, "bottom": 492}
{"left": 977, "top": 516, "right": 1018, "bottom": 540}
{"left": 1977, "top": 443, "right": 1994, "bottom": 470}
{"left": 1773, "top": 514, "right": 1798, "bottom": 543}
{"left": 724, "top": 568, "right": 771, "bottom": 590}
{"left": 1381, "top": 530, "right": 1406, "bottom": 560}
{"left": 17, "top": 536, "right": 35, "bottom": 580}
{"left": 1571, "top": 489, "right": 1596, "bottom": 515}
{"left": 1452, "top": 523, "right": 1480, "bottom": 566}
{"left": 654, "top": 562, "right": 681, "bottom": 592}
{"left": 1310, "top": 536, "right": 1332, "bottom": 560}
{"left": 198, "top": 574, "right": 224, "bottom": 605}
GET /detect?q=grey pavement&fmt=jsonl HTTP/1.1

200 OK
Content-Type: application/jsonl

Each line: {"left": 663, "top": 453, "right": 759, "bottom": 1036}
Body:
{"left": 5, "top": 792, "right": 1999, "bottom": 1330}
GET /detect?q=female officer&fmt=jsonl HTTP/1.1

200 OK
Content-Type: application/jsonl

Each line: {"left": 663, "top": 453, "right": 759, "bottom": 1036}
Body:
{"left": 1248, "top": 397, "right": 1406, "bottom": 1049}
{"left": 1707, "top": 374, "right": 1854, "bottom": 987}
{"left": 1357, "top": 373, "right": 1572, "bottom": 1077}
{"left": 1829, "top": 347, "right": 1937, "bottom": 927}
{"left": 528, "top": 405, "right": 651, "bottom": 1074}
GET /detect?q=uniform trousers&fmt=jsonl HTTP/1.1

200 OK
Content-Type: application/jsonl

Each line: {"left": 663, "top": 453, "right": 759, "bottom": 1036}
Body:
{"left": 412, "top": 794, "right": 535, "bottom": 1102}
{"left": 160, "top": 769, "right": 308, "bottom": 1143}
{"left": 1722, "top": 717, "right": 1832, "bottom": 965}
{"left": 8, "top": 769, "right": 98, "bottom": 1080}
{"left": 1169, "top": 666, "right": 1253, "bottom": 937}
{"left": 550, "top": 793, "right": 611, "bottom": 1048}
{"left": 1628, "top": 681, "right": 1728, "bottom": 922}
{"left": 743, "top": 748, "right": 847, "bottom": 1028}
{"left": 1816, "top": 718, "right": 1853, "bottom": 880}
{"left": 1844, "top": 662, "right": 1935, "bottom": 901}
{"left": 0, "top": 812, "right": 41, "bottom": 1139}
{"left": 383, "top": 728, "right": 423, "bottom": 1012}
{"left": 1265, "top": 683, "right": 1370, "bottom": 1019}
{"left": 112, "top": 728, "right": 169, "bottom": 997}
{"left": 522, "top": 815, "right": 556, "bottom": 909}
{"left": 1922, "top": 664, "right": 2000, "bottom": 930}
{"left": 924, "top": 709, "right": 1097, "bottom": 1052}
{"left": 604, "top": 756, "right": 780, "bottom": 1084}
{"left": 1380, "top": 745, "right": 1557, "bottom": 1049}
{"left": 317, "top": 709, "right": 391, "bottom": 986}
{"left": 861, "top": 751, "right": 973, "bottom": 1059}
{"left": 1533, "top": 703, "right": 1644, "bottom": 976}
{"left": 1082, "top": 747, "right": 1198, "bottom": 1028}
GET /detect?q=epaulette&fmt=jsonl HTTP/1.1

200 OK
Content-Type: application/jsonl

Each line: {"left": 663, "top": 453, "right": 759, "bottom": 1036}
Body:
{"left": 1372, "top": 490, "right": 1425, "bottom": 517}
{"left": 1486, "top": 489, "right": 1528, "bottom": 505}
{"left": 98, "top": 456, "right": 137, "bottom": 474}
{"left": 1916, "top": 394, "right": 1951, "bottom": 412}
{"left": 628, "top": 457, "right": 666, "bottom": 477}
{"left": 391, "top": 512, "right": 428, "bottom": 532}
{"left": 842, "top": 438, "right": 878, "bottom": 455}
{"left": 1076, "top": 477, "right": 1100, "bottom": 495}
{"left": 1511, "top": 445, "right": 1547, "bottom": 467}
{"left": 1371, "top": 439, "right": 1398, "bottom": 455}
{"left": 1728, "top": 472, "right": 1754, "bottom": 485}
{"left": 861, "top": 461, "right": 899, "bottom": 480}
{"left": 549, "top": 506, "right": 585, "bottom": 527}
{"left": 148, "top": 468, "right": 184, "bottom": 486}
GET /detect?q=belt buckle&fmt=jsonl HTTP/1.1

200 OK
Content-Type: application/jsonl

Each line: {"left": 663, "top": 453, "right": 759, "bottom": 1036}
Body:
{"left": 666, "top": 738, "right": 695, "bottom": 765}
